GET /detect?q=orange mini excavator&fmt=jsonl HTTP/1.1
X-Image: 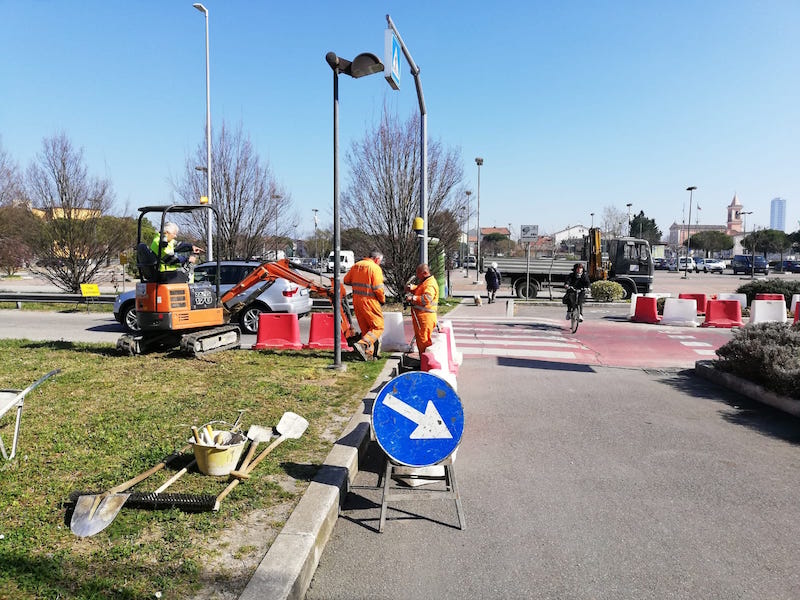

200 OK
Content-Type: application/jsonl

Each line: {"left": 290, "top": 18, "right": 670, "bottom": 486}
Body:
{"left": 116, "top": 205, "right": 357, "bottom": 357}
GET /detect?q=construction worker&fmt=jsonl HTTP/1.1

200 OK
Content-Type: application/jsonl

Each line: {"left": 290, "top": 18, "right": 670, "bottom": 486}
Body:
{"left": 343, "top": 250, "right": 385, "bottom": 361}
{"left": 405, "top": 263, "right": 439, "bottom": 356}
{"left": 151, "top": 222, "right": 203, "bottom": 283}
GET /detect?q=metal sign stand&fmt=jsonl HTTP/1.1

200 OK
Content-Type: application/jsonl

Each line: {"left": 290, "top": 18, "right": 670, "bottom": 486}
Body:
{"left": 378, "top": 455, "right": 465, "bottom": 532}
{"left": 371, "top": 371, "right": 466, "bottom": 532}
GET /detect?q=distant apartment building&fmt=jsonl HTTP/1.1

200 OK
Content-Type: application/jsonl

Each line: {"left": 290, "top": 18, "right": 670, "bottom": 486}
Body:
{"left": 770, "top": 197, "right": 786, "bottom": 231}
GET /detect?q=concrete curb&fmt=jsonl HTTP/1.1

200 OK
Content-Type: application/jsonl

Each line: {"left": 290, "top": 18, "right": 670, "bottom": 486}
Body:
{"left": 238, "top": 357, "right": 398, "bottom": 600}
{"left": 694, "top": 360, "right": 800, "bottom": 418}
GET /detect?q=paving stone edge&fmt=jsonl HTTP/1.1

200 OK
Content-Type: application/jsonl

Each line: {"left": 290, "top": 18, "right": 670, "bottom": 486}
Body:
{"left": 694, "top": 359, "right": 800, "bottom": 418}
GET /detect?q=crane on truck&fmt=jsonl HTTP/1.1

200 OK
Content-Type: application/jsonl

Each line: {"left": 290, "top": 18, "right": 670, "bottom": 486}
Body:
{"left": 116, "top": 205, "right": 357, "bottom": 357}
{"left": 491, "top": 227, "right": 653, "bottom": 299}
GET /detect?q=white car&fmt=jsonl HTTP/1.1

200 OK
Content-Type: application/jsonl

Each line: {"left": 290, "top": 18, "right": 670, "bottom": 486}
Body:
{"left": 677, "top": 257, "right": 696, "bottom": 272}
{"left": 697, "top": 258, "right": 725, "bottom": 273}
{"left": 113, "top": 260, "right": 312, "bottom": 335}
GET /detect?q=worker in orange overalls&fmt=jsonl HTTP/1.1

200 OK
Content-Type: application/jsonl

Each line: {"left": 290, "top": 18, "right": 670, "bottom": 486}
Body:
{"left": 405, "top": 263, "right": 439, "bottom": 356}
{"left": 343, "top": 250, "right": 385, "bottom": 361}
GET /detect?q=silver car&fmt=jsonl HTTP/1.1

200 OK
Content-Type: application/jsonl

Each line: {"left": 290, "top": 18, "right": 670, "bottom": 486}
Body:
{"left": 113, "top": 260, "right": 313, "bottom": 335}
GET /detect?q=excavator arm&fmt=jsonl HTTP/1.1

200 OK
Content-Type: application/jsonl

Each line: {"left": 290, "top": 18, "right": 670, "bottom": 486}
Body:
{"left": 219, "top": 258, "right": 358, "bottom": 340}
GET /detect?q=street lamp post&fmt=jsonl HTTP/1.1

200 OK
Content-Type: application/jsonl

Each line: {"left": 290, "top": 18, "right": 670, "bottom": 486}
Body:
{"left": 590, "top": 212, "right": 594, "bottom": 228}
{"left": 684, "top": 186, "right": 697, "bottom": 278}
{"left": 326, "top": 51, "right": 383, "bottom": 370}
{"left": 464, "top": 190, "right": 471, "bottom": 277}
{"left": 312, "top": 208, "right": 319, "bottom": 267}
{"left": 626, "top": 203, "right": 632, "bottom": 236}
{"left": 475, "top": 157, "right": 483, "bottom": 283}
{"left": 741, "top": 210, "right": 753, "bottom": 278}
{"left": 193, "top": 3, "right": 213, "bottom": 261}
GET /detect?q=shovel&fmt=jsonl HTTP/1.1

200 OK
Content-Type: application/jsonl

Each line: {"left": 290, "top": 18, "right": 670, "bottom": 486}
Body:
{"left": 214, "top": 412, "right": 309, "bottom": 510}
{"left": 229, "top": 424, "right": 273, "bottom": 480}
{"left": 70, "top": 444, "right": 190, "bottom": 538}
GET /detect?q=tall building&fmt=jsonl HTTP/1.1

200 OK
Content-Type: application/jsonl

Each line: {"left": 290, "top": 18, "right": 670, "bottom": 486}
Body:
{"left": 770, "top": 197, "right": 786, "bottom": 231}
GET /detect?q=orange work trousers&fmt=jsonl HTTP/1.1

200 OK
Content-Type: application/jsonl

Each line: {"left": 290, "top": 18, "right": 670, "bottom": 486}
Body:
{"left": 412, "top": 310, "right": 437, "bottom": 355}
{"left": 353, "top": 297, "right": 384, "bottom": 354}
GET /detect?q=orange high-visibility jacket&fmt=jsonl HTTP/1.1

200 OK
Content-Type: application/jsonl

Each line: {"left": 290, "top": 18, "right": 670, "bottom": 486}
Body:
{"left": 408, "top": 275, "right": 439, "bottom": 354}
{"left": 343, "top": 258, "right": 386, "bottom": 345}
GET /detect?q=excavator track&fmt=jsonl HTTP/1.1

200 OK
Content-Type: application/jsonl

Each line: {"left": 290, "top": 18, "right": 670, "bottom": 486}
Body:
{"left": 179, "top": 325, "right": 241, "bottom": 357}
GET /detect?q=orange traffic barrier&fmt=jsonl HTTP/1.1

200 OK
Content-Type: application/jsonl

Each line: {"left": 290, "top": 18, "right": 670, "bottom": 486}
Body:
{"left": 304, "top": 312, "right": 352, "bottom": 350}
{"left": 701, "top": 299, "right": 743, "bottom": 328}
{"left": 755, "top": 293, "right": 784, "bottom": 302}
{"left": 678, "top": 293, "right": 709, "bottom": 314}
{"left": 631, "top": 295, "right": 660, "bottom": 323}
{"left": 251, "top": 313, "right": 303, "bottom": 350}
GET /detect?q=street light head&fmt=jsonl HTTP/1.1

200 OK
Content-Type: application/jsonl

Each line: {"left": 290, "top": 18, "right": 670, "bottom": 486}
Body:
{"left": 686, "top": 186, "right": 697, "bottom": 191}
{"left": 475, "top": 157, "right": 484, "bottom": 166}
{"left": 349, "top": 53, "right": 384, "bottom": 78}
{"left": 195, "top": 166, "right": 207, "bottom": 172}
{"left": 193, "top": 3, "right": 207, "bottom": 14}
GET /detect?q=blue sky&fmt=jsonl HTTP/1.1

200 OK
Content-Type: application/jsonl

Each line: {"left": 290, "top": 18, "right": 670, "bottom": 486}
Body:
{"left": 1, "top": 1, "right": 798, "bottom": 241}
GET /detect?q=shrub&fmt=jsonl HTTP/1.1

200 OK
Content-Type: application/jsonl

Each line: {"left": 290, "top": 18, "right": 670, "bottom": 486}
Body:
{"left": 715, "top": 321, "right": 800, "bottom": 399}
{"left": 590, "top": 280, "right": 624, "bottom": 302}
{"left": 736, "top": 278, "right": 800, "bottom": 308}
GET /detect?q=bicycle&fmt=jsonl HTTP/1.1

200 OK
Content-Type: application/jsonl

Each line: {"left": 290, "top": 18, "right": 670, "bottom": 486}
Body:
{"left": 564, "top": 286, "right": 586, "bottom": 333}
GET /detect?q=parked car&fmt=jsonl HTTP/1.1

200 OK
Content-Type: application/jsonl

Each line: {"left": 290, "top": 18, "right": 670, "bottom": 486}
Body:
{"left": 731, "top": 254, "right": 769, "bottom": 275}
{"left": 653, "top": 257, "right": 669, "bottom": 270}
{"left": 113, "top": 260, "right": 313, "bottom": 335}
{"left": 779, "top": 259, "right": 800, "bottom": 273}
{"left": 676, "top": 257, "right": 696, "bottom": 272}
{"left": 695, "top": 258, "right": 725, "bottom": 273}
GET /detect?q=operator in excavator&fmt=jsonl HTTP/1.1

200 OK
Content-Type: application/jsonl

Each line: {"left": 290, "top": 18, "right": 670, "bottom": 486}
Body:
{"left": 151, "top": 222, "right": 203, "bottom": 283}
{"left": 343, "top": 250, "right": 385, "bottom": 361}
{"left": 405, "top": 263, "right": 439, "bottom": 357}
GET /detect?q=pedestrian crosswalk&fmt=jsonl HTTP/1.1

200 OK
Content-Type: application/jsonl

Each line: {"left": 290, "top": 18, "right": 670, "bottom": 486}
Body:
{"left": 451, "top": 319, "right": 596, "bottom": 362}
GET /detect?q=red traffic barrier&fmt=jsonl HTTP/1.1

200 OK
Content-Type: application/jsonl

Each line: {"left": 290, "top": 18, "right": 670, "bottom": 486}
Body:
{"left": 305, "top": 312, "right": 353, "bottom": 350}
{"left": 631, "top": 295, "right": 660, "bottom": 323}
{"left": 678, "top": 293, "right": 709, "bottom": 314}
{"left": 795, "top": 305, "right": 799, "bottom": 324}
{"left": 251, "top": 313, "right": 303, "bottom": 350}
{"left": 701, "top": 299, "right": 743, "bottom": 328}
{"left": 755, "top": 293, "right": 784, "bottom": 302}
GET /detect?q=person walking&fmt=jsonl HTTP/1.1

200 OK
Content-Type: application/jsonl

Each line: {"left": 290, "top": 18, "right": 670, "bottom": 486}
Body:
{"left": 485, "top": 261, "right": 501, "bottom": 303}
{"left": 343, "top": 250, "right": 385, "bottom": 361}
{"left": 405, "top": 263, "right": 439, "bottom": 356}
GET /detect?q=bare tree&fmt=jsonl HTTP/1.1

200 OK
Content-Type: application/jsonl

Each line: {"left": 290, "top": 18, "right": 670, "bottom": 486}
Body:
{"left": 601, "top": 205, "right": 627, "bottom": 238}
{"left": 342, "top": 109, "right": 464, "bottom": 296}
{"left": 0, "top": 138, "right": 23, "bottom": 206}
{"left": 174, "top": 121, "right": 294, "bottom": 260}
{"left": 24, "top": 133, "right": 116, "bottom": 292}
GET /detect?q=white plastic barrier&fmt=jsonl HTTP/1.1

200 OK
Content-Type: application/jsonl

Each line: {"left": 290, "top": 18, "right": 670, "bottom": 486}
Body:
{"left": 629, "top": 293, "right": 640, "bottom": 318}
{"left": 717, "top": 292, "right": 748, "bottom": 311}
{"left": 750, "top": 300, "right": 787, "bottom": 324}
{"left": 790, "top": 294, "right": 800, "bottom": 316}
{"left": 660, "top": 298, "right": 699, "bottom": 327}
{"left": 438, "top": 319, "right": 463, "bottom": 373}
{"left": 645, "top": 292, "right": 671, "bottom": 299}
{"left": 380, "top": 311, "right": 410, "bottom": 352}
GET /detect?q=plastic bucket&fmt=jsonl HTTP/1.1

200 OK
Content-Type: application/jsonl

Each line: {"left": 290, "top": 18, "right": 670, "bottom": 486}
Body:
{"left": 190, "top": 430, "right": 247, "bottom": 476}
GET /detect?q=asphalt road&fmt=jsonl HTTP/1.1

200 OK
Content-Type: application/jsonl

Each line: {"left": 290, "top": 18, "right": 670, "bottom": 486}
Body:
{"left": 307, "top": 362, "right": 800, "bottom": 600}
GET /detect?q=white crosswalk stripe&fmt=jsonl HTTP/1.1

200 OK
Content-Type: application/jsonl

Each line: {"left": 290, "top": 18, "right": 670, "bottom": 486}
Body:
{"left": 451, "top": 321, "right": 591, "bottom": 361}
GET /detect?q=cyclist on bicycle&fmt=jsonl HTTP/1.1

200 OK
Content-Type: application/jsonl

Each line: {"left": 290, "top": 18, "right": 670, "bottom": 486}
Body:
{"left": 565, "top": 262, "right": 590, "bottom": 321}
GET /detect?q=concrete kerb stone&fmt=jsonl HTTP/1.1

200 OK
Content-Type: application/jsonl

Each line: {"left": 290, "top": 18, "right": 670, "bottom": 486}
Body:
{"left": 694, "top": 360, "right": 800, "bottom": 418}
{"left": 238, "top": 356, "right": 398, "bottom": 600}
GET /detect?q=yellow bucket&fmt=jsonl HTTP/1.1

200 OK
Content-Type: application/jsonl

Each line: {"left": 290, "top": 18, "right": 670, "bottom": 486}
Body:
{"left": 191, "top": 430, "right": 247, "bottom": 476}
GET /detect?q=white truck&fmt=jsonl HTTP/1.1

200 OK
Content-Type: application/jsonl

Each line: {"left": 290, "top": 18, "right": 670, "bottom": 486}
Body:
{"left": 328, "top": 250, "right": 355, "bottom": 273}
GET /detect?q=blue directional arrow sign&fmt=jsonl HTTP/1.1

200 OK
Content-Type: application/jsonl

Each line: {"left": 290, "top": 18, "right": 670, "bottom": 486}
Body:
{"left": 372, "top": 371, "right": 464, "bottom": 467}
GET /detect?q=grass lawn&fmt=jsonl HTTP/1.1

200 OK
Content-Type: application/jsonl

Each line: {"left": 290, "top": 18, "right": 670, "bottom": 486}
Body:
{"left": 0, "top": 340, "right": 383, "bottom": 599}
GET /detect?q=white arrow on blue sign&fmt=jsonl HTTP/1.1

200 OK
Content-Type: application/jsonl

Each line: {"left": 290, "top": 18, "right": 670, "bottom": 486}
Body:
{"left": 372, "top": 371, "right": 464, "bottom": 467}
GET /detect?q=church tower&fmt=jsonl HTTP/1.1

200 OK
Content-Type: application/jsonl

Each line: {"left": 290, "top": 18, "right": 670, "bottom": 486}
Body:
{"left": 727, "top": 193, "right": 743, "bottom": 234}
